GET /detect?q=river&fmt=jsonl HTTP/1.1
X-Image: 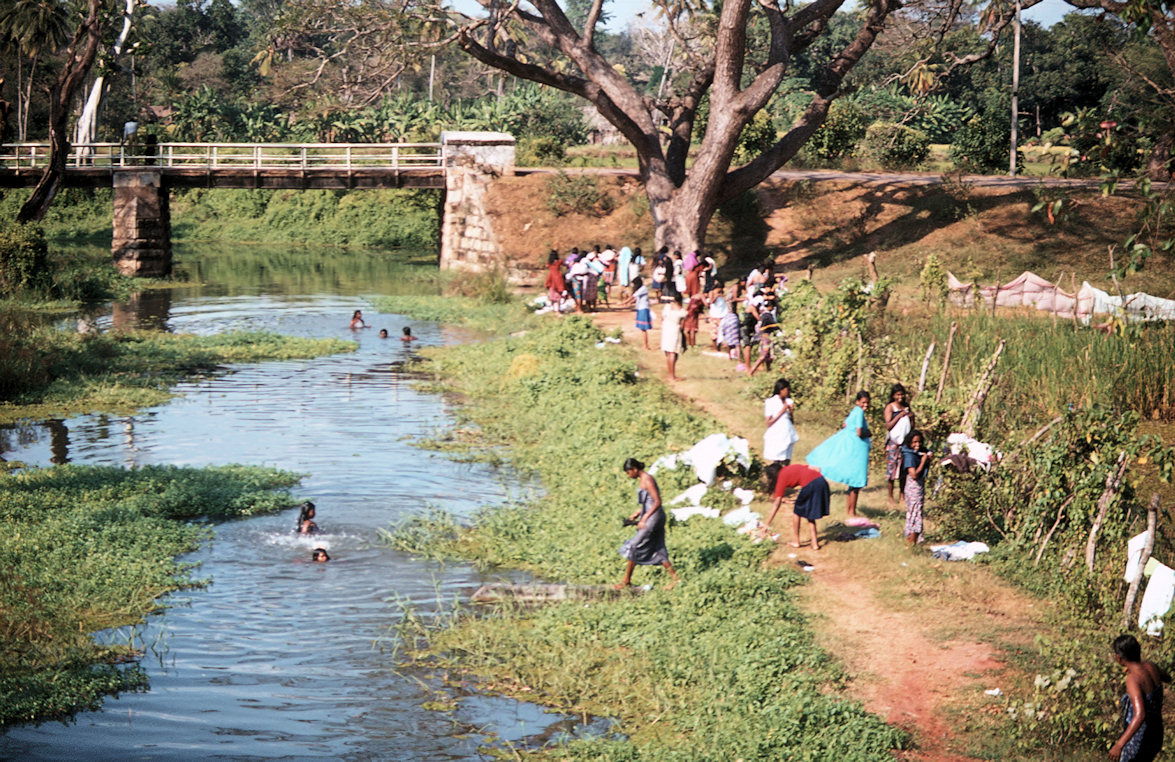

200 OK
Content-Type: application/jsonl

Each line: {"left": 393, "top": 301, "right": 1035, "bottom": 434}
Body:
{"left": 0, "top": 244, "right": 597, "bottom": 759}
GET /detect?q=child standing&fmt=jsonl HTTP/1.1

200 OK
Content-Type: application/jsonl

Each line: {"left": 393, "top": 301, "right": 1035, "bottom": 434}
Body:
{"left": 631, "top": 276, "right": 653, "bottom": 350}
{"left": 901, "top": 430, "right": 932, "bottom": 546}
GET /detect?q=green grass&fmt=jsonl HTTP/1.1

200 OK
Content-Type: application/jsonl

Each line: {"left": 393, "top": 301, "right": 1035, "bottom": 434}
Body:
{"left": 384, "top": 313, "right": 907, "bottom": 759}
{"left": 0, "top": 463, "right": 302, "bottom": 725}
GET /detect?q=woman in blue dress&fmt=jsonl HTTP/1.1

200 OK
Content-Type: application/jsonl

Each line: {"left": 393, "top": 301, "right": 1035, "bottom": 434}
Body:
{"left": 1111, "top": 634, "right": 1169, "bottom": 761}
{"left": 616, "top": 458, "right": 679, "bottom": 590}
{"left": 806, "top": 390, "right": 871, "bottom": 519}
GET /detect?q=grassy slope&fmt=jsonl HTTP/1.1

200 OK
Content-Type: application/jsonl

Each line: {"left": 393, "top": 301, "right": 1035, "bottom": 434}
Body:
{"left": 387, "top": 314, "right": 907, "bottom": 759}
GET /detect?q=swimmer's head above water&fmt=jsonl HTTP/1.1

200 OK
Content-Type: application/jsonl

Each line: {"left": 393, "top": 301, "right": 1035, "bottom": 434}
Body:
{"left": 312, "top": 548, "right": 330, "bottom": 562}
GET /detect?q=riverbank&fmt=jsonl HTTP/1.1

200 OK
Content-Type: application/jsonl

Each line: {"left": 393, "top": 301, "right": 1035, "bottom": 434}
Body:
{"left": 389, "top": 314, "right": 908, "bottom": 758}
{"left": 389, "top": 281, "right": 1174, "bottom": 759}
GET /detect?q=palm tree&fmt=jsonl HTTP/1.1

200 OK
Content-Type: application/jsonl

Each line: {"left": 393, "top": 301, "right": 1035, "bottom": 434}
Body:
{"left": 0, "top": 0, "right": 68, "bottom": 141}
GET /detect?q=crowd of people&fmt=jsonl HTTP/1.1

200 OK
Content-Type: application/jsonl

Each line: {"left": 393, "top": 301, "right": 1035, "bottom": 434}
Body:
{"left": 543, "top": 245, "right": 791, "bottom": 383}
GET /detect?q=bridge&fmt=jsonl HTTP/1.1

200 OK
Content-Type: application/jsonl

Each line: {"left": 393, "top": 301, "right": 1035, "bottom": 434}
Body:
{"left": 0, "top": 132, "right": 514, "bottom": 276}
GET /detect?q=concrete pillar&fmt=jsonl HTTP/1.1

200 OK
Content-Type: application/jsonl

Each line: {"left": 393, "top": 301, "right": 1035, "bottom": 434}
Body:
{"left": 439, "top": 132, "right": 515, "bottom": 277}
{"left": 112, "top": 169, "right": 172, "bottom": 277}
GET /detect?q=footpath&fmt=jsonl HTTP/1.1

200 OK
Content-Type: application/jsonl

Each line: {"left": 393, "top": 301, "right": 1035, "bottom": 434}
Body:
{"left": 586, "top": 303, "right": 1049, "bottom": 761}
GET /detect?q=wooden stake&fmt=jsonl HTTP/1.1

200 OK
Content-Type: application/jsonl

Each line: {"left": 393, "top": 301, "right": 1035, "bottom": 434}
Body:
{"left": 1051, "top": 272, "right": 1066, "bottom": 327}
{"left": 1122, "top": 494, "right": 1160, "bottom": 629}
{"left": 1071, "top": 272, "right": 1080, "bottom": 329}
{"left": 960, "top": 339, "right": 1006, "bottom": 437}
{"left": 991, "top": 267, "right": 1002, "bottom": 316}
{"left": 867, "top": 251, "right": 880, "bottom": 284}
{"left": 935, "top": 322, "right": 958, "bottom": 405}
{"left": 1085, "top": 452, "right": 1130, "bottom": 573}
{"left": 918, "top": 341, "right": 936, "bottom": 394}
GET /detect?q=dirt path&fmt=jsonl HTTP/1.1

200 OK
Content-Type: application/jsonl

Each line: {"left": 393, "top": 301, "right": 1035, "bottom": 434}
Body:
{"left": 583, "top": 303, "right": 1046, "bottom": 761}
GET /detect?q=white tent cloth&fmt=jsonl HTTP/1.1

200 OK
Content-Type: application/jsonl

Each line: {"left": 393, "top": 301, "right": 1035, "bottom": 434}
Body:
{"left": 946, "top": 270, "right": 1175, "bottom": 322}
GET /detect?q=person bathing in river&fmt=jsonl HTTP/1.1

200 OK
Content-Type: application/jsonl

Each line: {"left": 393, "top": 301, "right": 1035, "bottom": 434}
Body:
{"left": 763, "top": 464, "right": 830, "bottom": 551}
{"left": 296, "top": 501, "right": 318, "bottom": 534}
{"left": 401, "top": 327, "right": 416, "bottom": 342}
{"left": 350, "top": 310, "right": 369, "bottom": 330}
{"left": 378, "top": 329, "right": 389, "bottom": 338}
{"left": 312, "top": 548, "right": 330, "bottom": 562}
{"left": 616, "top": 458, "right": 679, "bottom": 590}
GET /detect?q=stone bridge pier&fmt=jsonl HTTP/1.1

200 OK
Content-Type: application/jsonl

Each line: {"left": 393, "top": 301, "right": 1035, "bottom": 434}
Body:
{"left": 112, "top": 169, "right": 172, "bottom": 277}
{"left": 439, "top": 132, "right": 516, "bottom": 279}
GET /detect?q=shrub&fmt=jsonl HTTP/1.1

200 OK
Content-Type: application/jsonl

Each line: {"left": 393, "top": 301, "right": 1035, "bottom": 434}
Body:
{"left": 805, "top": 100, "right": 868, "bottom": 161}
{"left": 0, "top": 221, "right": 53, "bottom": 297}
{"left": 863, "top": 122, "right": 930, "bottom": 169}
{"left": 516, "top": 136, "right": 567, "bottom": 167}
{"left": 544, "top": 172, "right": 613, "bottom": 217}
{"left": 919, "top": 252, "right": 949, "bottom": 304}
{"left": 950, "top": 89, "right": 1019, "bottom": 173}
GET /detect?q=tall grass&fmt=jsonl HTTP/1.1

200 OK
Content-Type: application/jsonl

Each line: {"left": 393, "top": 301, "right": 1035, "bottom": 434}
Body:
{"left": 0, "top": 464, "right": 302, "bottom": 725}
{"left": 385, "top": 314, "right": 907, "bottom": 758}
{"left": 885, "top": 311, "right": 1175, "bottom": 428}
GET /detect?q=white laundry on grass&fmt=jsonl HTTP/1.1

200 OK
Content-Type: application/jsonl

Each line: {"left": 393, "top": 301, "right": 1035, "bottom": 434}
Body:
{"left": 928, "top": 541, "right": 990, "bottom": 561}
{"left": 650, "top": 433, "right": 752, "bottom": 485}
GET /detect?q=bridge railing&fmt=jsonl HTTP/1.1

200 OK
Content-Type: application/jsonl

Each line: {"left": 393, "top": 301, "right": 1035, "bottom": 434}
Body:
{"left": 0, "top": 142, "right": 445, "bottom": 170}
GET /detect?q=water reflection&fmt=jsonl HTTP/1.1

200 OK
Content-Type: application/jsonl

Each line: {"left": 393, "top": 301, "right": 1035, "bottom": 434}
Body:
{"left": 0, "top": 247, "right": 606, "bottom": 759}
{"left": 110, "top": 289, "right": 172, "bottom": 331}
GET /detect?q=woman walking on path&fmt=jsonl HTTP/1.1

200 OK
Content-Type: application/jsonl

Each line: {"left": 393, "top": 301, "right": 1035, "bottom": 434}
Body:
{"left": 763, "top": 463, "right": 830, "bottom": 551}
{"left": 884, "top": 384, "right": 914, "bottom": 507}
{"left": 631, "top": 276, "right": 653, "bottom": 350}
{"left": 616, "top": 458, "right": 679, "bottom": 590}
{"left": 660, "top": 293, "right": 687, "bottom": 382}
{"left": 1110, "top": 634, "right": 1169, "bottom": 761}
{"left": 901, "top": 430, "right": 931, "bottom": 546}
{"left": 763, "top": 378, "right": 799, "bottom": 488}
{"left": 806, "top": 391, "right": 872, "bottom": 520}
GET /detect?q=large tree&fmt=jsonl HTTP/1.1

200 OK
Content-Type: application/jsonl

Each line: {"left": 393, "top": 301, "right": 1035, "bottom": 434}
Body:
{"left": 446, "top": 0, "right": 905, "bottom": 252}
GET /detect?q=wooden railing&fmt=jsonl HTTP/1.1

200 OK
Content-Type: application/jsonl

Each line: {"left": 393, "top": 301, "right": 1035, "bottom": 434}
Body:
{"left": 0, "top": 142, "right": 445, "bottom": 170}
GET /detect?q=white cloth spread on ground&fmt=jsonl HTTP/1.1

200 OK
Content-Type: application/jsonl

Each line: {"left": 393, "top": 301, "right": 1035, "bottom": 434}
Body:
{"left": 671, "top": 506, "right": 721, "bottom": 521}
{"left": 651, "top": 433, "right": 752, "bottom": 484}
{"left": 732, "top": 488, "right": 755, "bottom": 506}
{"left": 722, "top": 506, "right": 761, "bottom": 527}
{"left": 947, "top": 270, "right": 1175, "bottom": 322}
{"left": 1140, "top": 562, "right": 1175, "bottom": 636}
{"left": 946, "top": 433, "right": 997, "bottom": 467}
{"left": 669, "top": 483, "right": 710, "bottom": 506}
{"left": 1125, "top": 531, "right": 1153, "bottom": 584}
{"left": 928, "top": 541, "right": 990, "bottom": 561}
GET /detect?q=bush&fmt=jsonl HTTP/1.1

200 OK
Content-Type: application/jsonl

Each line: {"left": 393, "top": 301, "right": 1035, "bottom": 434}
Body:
{"left": 0, "top": 221, "right": 53, "bottom": 297}
{"left": 544, "top": 172, "right": 613, "bottom": 217}
{"left": 516, "top": 136, "right": 567, "bottom": 167}
{"left": 805, "top": 100, "right": 868, "bottom": 161}
{"left": 950, "top": 89, "right": 1019, "bottom": 173}
{"left": 863, "top": 122, "right": 930, "bottom": 169}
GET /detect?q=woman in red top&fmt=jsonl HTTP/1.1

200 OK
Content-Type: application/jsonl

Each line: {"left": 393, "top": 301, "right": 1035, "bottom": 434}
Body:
{"left": 545, "top": 250, "right": 566, "bottom": 304}
{"left": 765, "top": 464, "right": 830, "bottom": 551}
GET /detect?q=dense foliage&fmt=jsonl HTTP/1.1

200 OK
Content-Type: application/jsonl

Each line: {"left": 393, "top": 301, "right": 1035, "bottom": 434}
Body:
{"left": 1, "top": 463, "right": 302, "bottom": 725}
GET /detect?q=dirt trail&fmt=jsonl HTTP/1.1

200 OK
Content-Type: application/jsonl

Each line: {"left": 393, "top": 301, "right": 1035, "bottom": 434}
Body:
{"left": 582, "top": 302, "right": 1045, "bottom": 761}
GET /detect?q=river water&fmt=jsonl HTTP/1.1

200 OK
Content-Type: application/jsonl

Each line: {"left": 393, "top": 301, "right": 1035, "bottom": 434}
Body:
{"left": 0, "top": 245, "right": 592, "bottom": 759}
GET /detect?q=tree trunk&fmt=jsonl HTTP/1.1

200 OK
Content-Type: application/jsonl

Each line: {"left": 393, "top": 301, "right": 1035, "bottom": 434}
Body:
{"left": 1146, "top": 128, "right": 1174, "bottom": 182}
{"left": 17, "top": 0, "right": 106, "bottom": 223}
{"left": 648, "top": 171, "right": 714, "bottom": 253}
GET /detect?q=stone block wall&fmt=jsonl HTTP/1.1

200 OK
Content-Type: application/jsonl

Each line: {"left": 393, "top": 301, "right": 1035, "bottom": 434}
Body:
{"left": 112, "top": 170, "right": 172, "bottom": 277}
{"left": 439, "top": 132, "right": 515, "bottom": 278}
